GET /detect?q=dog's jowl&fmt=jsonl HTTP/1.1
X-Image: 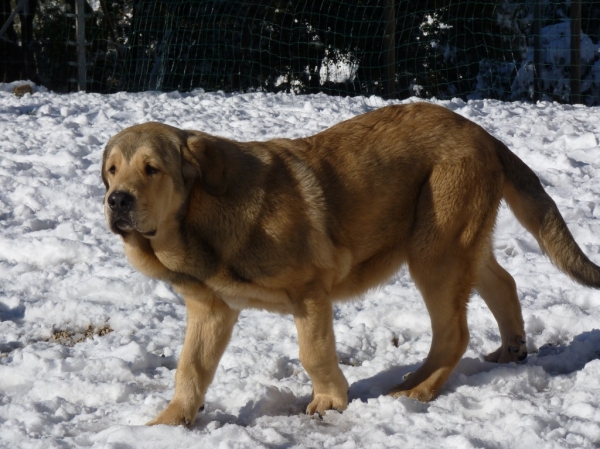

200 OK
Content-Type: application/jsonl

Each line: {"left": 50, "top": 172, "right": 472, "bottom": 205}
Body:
{"left": 102, "top": 102, "right": 600, "bottom": 426}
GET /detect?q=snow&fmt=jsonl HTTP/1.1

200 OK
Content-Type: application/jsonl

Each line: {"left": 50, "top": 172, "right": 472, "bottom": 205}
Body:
{"left": 1, "top": 82, "right": 600, "bottom": 448}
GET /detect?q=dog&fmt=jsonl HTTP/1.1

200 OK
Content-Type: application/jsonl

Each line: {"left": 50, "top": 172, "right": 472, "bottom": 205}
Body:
{"left": 102, "top": 102, "right": 600, "bottom": 426}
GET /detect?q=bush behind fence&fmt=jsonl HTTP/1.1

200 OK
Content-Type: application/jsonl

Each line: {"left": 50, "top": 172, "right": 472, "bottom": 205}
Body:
{"left": 2, "top": 0, "right": 600, "bottom": 105}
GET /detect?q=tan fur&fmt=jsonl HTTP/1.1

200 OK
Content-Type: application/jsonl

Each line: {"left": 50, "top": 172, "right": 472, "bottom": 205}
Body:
{"left": 102, "top": 102, "right": 600, "bottom": 425}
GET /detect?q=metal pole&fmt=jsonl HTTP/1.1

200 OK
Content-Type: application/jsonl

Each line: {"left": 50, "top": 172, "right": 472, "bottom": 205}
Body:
{"left": 75, "top": 0, "right": 87, "bottom": 91}
{"left": 570, "top": 0, "right": 581, "bottom": 104}
{"left": 0, "top": 0, "right": 27, "bottom": 40}
{"left": 532, "top": 0, "right": 542, "bottom": 102}
{"left": 382, "top": 0, "right": 396, "bottom": 99}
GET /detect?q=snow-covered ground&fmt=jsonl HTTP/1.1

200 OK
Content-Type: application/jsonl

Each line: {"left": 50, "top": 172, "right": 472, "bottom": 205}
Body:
{"left": 1, "top": 83, "right": 599, "bottom": 449}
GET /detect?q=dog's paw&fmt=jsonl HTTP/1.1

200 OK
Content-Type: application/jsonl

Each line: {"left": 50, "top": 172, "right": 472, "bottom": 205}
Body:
{"left": 388, "top": 385, "right": 436, "bottom": 402}
{"left": 146, "top": 402, "right": 204, "bottom": 427}
{"left": 306, "top": 393, "right": 348, "bottom": 417}
{"left": 484, "top": 336, "right": 527, "bottom": 364}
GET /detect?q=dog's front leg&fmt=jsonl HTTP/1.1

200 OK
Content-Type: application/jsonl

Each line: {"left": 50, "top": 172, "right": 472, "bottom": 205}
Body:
{"left": 294, "top": 296, "right": 349, "bottom": 416}
{"left": 148, "top": 291, "right": 239, "bottom": 426}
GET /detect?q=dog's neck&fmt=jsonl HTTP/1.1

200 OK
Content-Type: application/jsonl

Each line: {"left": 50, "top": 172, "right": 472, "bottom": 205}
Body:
{"left": 120, "top": 228, "right": 190, "bottom": 286}
{"left": 148, "top": 222, "right": 189, "bottom": 272}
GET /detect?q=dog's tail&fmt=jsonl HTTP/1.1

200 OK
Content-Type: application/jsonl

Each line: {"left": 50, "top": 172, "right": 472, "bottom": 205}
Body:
{"left": 496, "top": 139, "right": 600, "bottom": 288}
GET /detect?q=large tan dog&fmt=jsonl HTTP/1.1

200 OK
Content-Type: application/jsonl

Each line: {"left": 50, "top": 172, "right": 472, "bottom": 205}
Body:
{"left": 102, "top": 102, "right": 600, "bottom": 426}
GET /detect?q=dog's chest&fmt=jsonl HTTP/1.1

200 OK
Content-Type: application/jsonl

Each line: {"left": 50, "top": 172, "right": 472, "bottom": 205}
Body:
{"left": 205, "top": 269, "right": 294, "bottom": 313}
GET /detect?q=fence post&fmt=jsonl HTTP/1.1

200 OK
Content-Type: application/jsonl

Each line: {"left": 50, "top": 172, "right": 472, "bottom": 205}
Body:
{"left": 0, "top": 0, "right": 27, "bottom": 40}
{"left": 532, "top": 0, "right": 542, "bottom": 102}
{"left": 382, "top": 0, "right": 396, "bottom": 99}
{"left": 75, "top": 0, "right": 87, "bottom": 91}
{"left": 570, "top": 0, "right": 581, "bottom": 104}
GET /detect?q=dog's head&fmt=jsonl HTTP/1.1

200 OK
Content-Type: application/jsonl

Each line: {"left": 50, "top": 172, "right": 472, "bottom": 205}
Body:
{"left": 102, "top": 122, "right": 229, "bottom": 238}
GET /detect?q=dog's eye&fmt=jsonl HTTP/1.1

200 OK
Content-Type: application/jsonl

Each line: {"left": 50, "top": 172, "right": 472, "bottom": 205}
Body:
{"left": 108, "top": 165, "right": 116, "bottom": 175}
{"left": 145, "top": 165, "right": 159, "bottom": 175}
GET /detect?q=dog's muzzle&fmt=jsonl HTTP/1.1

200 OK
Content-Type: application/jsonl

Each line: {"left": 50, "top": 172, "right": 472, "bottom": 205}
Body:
{"left": 107, "top": 190, "right": 136, "bottom": 234}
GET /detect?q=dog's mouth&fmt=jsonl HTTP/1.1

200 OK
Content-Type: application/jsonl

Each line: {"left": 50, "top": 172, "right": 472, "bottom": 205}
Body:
{"left": 115, "top": 218, "right": 134, "bottom": 231}
{"left": 110, "top": 217, "right": 156, "bottom": 238}
{"left": 110, "top": 217, "right": 134, "bottom": 235}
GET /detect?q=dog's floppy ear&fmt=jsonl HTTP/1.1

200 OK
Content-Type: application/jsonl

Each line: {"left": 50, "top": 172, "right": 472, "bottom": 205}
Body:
{"left": 183, "top": 133, "right": 229, "bottom": 196}
{"left": 101, "top": 143, "right": 113, "bottom": 190}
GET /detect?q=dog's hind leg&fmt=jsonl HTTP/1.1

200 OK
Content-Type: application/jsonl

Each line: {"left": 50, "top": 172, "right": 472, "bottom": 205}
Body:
{"left": 389, "top": 248, "right": 474, "bottom": 401}
{"left": 294, "top": 294, "right": 349, "bottom": 416}
{"left": 475, "top": 250, "right": 527, "bottom": 363}
{"left": 390, "top": 160, "right": 502, "bottom": 401}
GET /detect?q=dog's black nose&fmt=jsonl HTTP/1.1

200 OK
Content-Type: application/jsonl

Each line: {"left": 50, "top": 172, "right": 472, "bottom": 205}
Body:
{"left": 108, "top": 191, "right": 134, "bottom": 213}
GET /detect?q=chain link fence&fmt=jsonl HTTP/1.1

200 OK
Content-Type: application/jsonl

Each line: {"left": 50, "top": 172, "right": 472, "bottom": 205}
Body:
{"left": 2, "top": 0, "right": 599, "bottom": 105}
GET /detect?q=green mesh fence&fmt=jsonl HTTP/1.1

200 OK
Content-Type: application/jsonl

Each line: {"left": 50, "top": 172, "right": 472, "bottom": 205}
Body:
{"left": 2, "top": 0, "right": 599, "bottom": 105}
